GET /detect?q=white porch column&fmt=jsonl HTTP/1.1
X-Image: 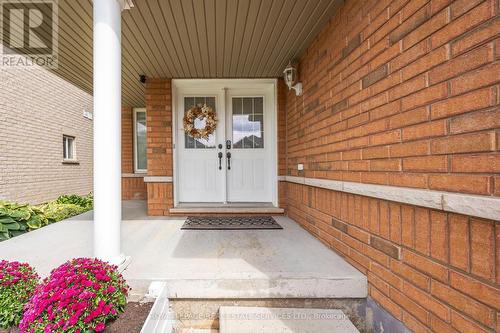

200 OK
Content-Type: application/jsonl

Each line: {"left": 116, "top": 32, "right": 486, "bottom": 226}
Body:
{"left": 92, "top": 0, "right": 131, "bottom": 265}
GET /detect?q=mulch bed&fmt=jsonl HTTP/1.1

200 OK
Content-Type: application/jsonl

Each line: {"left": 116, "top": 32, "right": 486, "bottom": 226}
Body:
{"left": 105, "top": 302, "right": 153, "bottom": 333}
{"left": 0, "top": 302, "right": 153, "bottom": 333}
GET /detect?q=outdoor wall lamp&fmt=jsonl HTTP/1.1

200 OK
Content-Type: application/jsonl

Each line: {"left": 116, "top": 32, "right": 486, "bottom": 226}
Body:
{"left": 283, "top": 61, "right": 303, "bottom": 96}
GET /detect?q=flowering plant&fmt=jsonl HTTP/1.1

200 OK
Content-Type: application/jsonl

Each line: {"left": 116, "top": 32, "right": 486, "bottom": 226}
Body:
{"left": 0, "top": 260, "right": 39, "bottom": 328}
{"left": 19, "top": 258, "right": 129, "bottom": 333}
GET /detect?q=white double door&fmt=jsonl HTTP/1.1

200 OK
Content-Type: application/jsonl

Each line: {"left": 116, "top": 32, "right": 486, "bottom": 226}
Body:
{"left": 175, "top": 80, "right": 276, "bottom": 204}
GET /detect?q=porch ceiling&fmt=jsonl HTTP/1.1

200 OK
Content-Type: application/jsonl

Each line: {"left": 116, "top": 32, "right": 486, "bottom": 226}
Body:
{"left": 52, "top": 0, "right": 343, "bottom": 106}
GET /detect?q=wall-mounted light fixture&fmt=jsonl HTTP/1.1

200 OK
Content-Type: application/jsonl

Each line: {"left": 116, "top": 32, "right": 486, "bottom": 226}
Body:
{"left": 283, "top": 61, "right": 303, "bottom": 96}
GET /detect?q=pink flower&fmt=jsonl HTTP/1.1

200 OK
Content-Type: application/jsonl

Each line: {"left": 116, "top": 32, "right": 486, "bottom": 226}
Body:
{"left": 95, "top": 322, "right": 105, "bottom": 332}
{"left": 19, "top": 257, "right": 128, "bottom": 333}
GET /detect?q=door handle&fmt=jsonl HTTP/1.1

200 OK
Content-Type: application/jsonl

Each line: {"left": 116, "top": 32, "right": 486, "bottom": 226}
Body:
{"left": 218, "top": 152, "right": 223, "bottom": 170}
{"left": 226, "top": 152, "right": 231, "bottom": 170}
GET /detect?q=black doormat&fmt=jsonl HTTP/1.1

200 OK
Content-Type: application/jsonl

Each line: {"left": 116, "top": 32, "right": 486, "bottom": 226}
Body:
{"left": 181, "top": 216, "right": 282, "bottom": 230}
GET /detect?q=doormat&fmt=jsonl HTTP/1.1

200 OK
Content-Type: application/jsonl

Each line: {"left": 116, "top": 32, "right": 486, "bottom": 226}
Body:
{"left": 181, "top": 216, "right": 283, "bottom": 230}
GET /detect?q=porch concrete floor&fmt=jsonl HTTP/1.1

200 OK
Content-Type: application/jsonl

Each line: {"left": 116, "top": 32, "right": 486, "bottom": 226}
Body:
{"left": 0, "top": 201, "right": 367, "bottom": 299}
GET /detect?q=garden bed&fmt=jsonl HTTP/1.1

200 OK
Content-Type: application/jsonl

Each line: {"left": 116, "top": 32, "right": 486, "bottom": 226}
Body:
{"left": 105, "top": 302, "right": 153, "bottom": 333}
{"left": 0, "top": 194, "right": 93, "bottom": 241}
{"left": 0, "top": 302, "right": 153, "bottom": 333}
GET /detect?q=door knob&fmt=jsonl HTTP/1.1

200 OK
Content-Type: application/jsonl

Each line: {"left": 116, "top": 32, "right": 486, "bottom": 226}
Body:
{"left": 218, "top": 152, "right": 223, "bottom": 170}
{"left": 226, "top": 152, "right": 231, "bottom": 170}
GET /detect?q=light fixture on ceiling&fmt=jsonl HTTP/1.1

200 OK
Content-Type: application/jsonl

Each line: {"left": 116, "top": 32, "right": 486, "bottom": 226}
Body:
{"left": 283, "top": 61, "right": 303, "bottom": 96}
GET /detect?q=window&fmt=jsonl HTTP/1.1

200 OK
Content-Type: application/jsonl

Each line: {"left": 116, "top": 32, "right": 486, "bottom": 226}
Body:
{"left": 232, "top": 97, "right": 264, "bottom": 149}
{"left": 134, "top": 108, "right": 147, "bottom": 172}
{"left": 63, "top": 135, "right": 76, "bottom": 160}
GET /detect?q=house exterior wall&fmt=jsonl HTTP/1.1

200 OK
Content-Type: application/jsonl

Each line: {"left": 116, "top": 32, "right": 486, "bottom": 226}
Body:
{"left": 284, "top": 0, "right": 499, "bottom": 332}
{"left": 140, "top": 78, "right": 288, "bottom": 215}
{"left": 121, "top": 106, "right": 147, "bottom": 200}
{"left": 278, "top": 79, "right": 288, "bottom": 209}
{"left": 145, "top": 79, "right": 174, "bottom": 215}
{"left": 0, "top": 67, "right": 93, "bottom": 204}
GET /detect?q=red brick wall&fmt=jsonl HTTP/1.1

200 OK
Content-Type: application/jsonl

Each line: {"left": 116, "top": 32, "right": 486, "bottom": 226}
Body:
{"left": 286, "top": 0, "right": 499, "bottom": 196}
{"left": 285, "top": 0, "right": 500, "bottom": 332}
{"left": 122, "top": 177, "right": 147, "bottom": 200}
{"left": 145, "top": 79, "right": 173, "bottom": 215}
{"left": 278, "top": 79, "right": 288, "bottom": 209}
{"left": 121, "top": 106, "right": 146, "bottom": 200}
{"left": 288, "top": 184, "right": 499, "bottom": 332}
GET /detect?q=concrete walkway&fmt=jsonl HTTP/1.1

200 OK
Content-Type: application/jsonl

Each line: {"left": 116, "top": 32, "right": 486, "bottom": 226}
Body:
{"left": 0, "top": 201, "right": 367, "bottom": 299}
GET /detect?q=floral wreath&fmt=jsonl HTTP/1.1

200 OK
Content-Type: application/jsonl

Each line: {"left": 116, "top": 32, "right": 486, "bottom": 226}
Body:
{"left": 183, "top": 104, "right": 217, "bottom": 139}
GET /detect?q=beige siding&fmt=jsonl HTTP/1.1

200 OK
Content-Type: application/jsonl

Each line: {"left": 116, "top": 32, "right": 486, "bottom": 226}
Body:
{"left": 0, "top": 66, "right": 93, "bottom": 204}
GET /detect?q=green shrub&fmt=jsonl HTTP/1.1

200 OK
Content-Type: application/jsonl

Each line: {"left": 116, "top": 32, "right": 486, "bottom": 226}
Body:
{"left": 0, "top": 260, "right": 39, "bottom": 329}
{"left": 0, "top": 201, "right": 47, "bottom": 241}
{"left": 0, "top": 193, "right": 93, "bottom": 241}
{"left": 56, "top": 193, "right": 93, "bottom": 209}
{"left": 38, "top": 202, "right": 87, "bottom": 223}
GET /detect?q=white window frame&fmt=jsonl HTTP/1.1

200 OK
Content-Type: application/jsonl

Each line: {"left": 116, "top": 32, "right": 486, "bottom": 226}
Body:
{"left": 63, "top": 135, "right": 76, "bottom": 161}
{"left": 133, "top": 108, "right": 147, "bottom": 173}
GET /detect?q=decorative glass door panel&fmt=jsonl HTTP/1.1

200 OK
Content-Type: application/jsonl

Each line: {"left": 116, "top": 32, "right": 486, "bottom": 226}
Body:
{"left": 184, "top": 96, "right": 216, "bottom": 149}
{"left": 226, "top": 94, "right": 272, "bottom": 203}
{"left": 177, "top": 94, "right": 225, "bottom": 203}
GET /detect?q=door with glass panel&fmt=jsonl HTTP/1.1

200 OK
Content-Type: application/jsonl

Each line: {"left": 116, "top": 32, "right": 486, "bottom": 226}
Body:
{"left": 177, "top": 93, "right": 225, "bottom": 202}
{"left": 225, "top": 90, "right": 273, "bottom": 202}
{"left": 176, "top": 82, "right": 275, "bottom": 204}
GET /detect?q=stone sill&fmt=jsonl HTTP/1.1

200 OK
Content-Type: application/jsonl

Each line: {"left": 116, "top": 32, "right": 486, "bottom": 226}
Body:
{"left": 122, "top": 173, "right": 146, "bottom": 178}
{"left": 62, "top": 160, "right": 79, "bottom": 165}
{"left": 284, "top": 176, "right": 500, "bottom": 221}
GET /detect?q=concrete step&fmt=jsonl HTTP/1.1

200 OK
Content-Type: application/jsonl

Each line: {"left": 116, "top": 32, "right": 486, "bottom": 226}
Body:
{"left": 219, "top": 306, "right": 359, "bottom": 333}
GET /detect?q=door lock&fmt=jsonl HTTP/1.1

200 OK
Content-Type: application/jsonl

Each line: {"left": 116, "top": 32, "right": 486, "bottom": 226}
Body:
{"left": 226, "top": 140, "right": 232, "bottom": 149}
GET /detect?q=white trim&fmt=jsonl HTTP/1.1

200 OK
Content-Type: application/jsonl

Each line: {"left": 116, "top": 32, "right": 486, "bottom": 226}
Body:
{"left": 118, "top": 0, "right": 134, "bottom": 10}
{"left": 63, "top": 135, "right": 77, "bottom": 161}
{"left": 133, "top": 108, "right": 147, "bottom": 173}
{"left": 140, "top": 282, "right": 172, "bottom": 333}
{"left": 272, "top": 79, "right": 279, "bottom": 207}
{"left": 144, "top": 176, "right": 173, "bottom": 183}
{"left": 284, "top": 176, "right": 500, "bottom": 221}
{"left": 172, "top": 79, "right": 278, "bottom": 207}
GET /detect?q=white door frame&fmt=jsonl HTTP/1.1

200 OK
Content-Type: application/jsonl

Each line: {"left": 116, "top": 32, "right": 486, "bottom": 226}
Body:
{"left": 172, "top": 79, "right": 278, "bottom": 207}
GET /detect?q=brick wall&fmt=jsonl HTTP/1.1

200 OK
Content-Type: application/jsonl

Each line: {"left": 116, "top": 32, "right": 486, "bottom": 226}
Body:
{"left": 0, "top": 66, "right": 93, "bottom": 204}
{"left": 145, "top": 79, "right": 173, "bottom": 215}
{"left": 121, "top": 106, "right": 147, "bottom": 200}
{"left": 285, "top": 0, "right": 499, "bottom": 332}
{"left": 278, "top": 79, "right": 288, "bottom": 209}
{"left": 286, "top": 0, "right": 499, "bottom": 196}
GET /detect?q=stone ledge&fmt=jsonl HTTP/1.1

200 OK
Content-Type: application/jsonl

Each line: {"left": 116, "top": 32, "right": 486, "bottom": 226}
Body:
{"left": 284, "top": 176, "right": 500, "bottom": 221}
{"left": 122, "top": 173, "right": 146, "bottom": 178}
{"left": 144, "top": 176, "right": 173, "bottom": 183}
